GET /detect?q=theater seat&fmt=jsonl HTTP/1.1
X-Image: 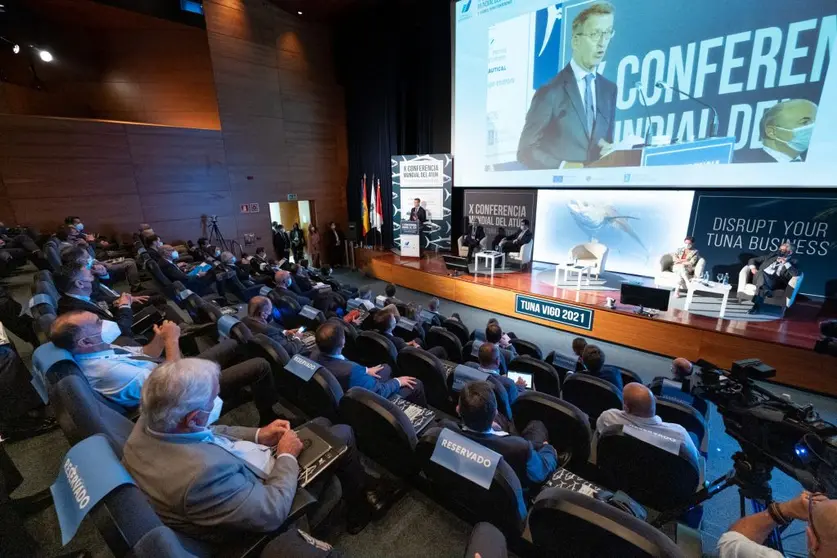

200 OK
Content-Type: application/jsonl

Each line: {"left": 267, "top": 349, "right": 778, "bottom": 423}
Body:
{"left": 528, "top": 487, "right": 687, "bottom": 557}
{"left": 356, "top": 330, "right": 398, "bottom": 371}
{"left": 603, "top": 364, "right": 643, "bottom": 386}
{"left": 217, "top": 315, "right": 253, "bottom": 344}
{"left": 417, "top": 426, "right": 527, "bottom": 537}
{"left": 510, "top": 338, "right": 543, "bottom": 360}
{"left": 545, "top": 351, "right": 578, "bottom": 385}
{"left": 296, "top": 366, "right": 344, "bottom": 425}
{"left": 649, "top": 377, "right": 708, "bottom": 417}
{"left": 561, "top": 374, "right": 623, "bottom": 426}
{"left": 145, "top": 260, "right": 178, "bottom": 300}
{"left": 394, "top": 317, "right": 424, "bottom": 343}
{"left": 338, "top": 387, "right": 420, "bottom": 477}
{"left": 297, "top": 305, "right": 326, "bottom": 332}
{"left": 509, "top": 356, "right": 561, "bottom": 397}
{"left": 596, "top": 424, "right": 701, "bottom": 512}
{"left": 28, "top": 293, "right": 57, "bottom": 346}
{"left": 511, "top": 391, "right": 591, "bottom": 473}
{"left": 268, "top": 291, "right": 303, "bottom": 328}
{"left": 442, "top": 318, "right": 470, "bottom": 346}
{"left": 656, "top": 396, "right": 708, "bottom": 454}
{"left": 463, "top": 522, "right": 507, "bottom": 558}
{"left": 462, "top": 341, "right": 481, "bottom": 365}
{"left": 427, "top": 326, "right": 463, "bottom": 362}
{"left": 397, "top": 347, "right": 453, "bottom": 414}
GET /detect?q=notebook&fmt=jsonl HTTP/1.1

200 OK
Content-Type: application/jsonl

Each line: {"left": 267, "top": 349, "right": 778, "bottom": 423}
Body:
{"left": 291, "top": 424, "right": 348, "bottom": 488}
{"left": 389, "top": 394, "right": 436, "bottom": 434}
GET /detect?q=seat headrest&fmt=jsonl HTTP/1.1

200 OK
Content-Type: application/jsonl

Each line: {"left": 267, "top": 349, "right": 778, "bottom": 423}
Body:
{"left": 217, "top": 315, "right": 240, "bottom": 338}
{"left": 29, "top": 292, "right": 56, "bottom": 310}
{"left": 341, "top": 387, "right": 418, "bottom": 448}
{"left": 33, "top": 342, "right": 75, "bottom": 374}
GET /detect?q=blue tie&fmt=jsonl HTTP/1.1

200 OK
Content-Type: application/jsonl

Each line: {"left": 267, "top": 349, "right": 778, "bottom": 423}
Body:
{"left": 584, "top": 73, "right": 595, "bottom": 134}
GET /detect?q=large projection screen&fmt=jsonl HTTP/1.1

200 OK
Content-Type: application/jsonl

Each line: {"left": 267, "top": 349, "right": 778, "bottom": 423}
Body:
{"left": 453, "top": 0, "right": 837, "bottom": 188}
{"left": 533, "top": 189, "right": 695, "bottom": 277}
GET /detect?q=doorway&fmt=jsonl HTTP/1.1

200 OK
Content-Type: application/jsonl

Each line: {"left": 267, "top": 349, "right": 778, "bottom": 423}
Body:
{"left": 268, "top": 200, "right": 316, "bottom": 264}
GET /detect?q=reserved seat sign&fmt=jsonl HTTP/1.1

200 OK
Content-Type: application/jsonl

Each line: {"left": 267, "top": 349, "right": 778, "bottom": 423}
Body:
{"left": 430, "top": 427, "right": 501, "bottom": 489}
{"left": 515, "top": 294, "right": 594, "bottom": 331}
{"left": 284, "top": 354, "right": 320, "bottom": 382}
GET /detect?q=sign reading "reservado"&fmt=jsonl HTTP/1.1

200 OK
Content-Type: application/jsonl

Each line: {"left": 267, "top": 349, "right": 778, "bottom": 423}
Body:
{"left": 514, "top": 294, "right": 594, "bottom": 331}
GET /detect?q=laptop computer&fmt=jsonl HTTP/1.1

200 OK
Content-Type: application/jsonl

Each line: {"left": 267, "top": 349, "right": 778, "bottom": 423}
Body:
{"left": 388, "top": 394, "right": 436, "bottom": 434}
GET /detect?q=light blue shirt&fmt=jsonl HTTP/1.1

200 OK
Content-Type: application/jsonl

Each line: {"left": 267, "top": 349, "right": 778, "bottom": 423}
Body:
{"left": 65, "top": 293, "right": 91, "bottom": 303}
{"left": 75, "top": 346, "right": 156, "bottom": 408}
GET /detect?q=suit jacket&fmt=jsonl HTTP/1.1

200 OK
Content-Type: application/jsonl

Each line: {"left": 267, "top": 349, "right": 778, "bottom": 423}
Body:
{"left": 734, "top": 147, "right": 806, "bottom": 164}
{"left": 275, "top": 285, "right": 312, "bottom": 308}
{"left": 241, "top": 316, "right": 304, "bottom": 356}
{"left": 748, "top": 252, "right": 799, "bottom": 286}
{"left": 295, "top": 272, "right": 314, "bottom": 293}
{"left": 410, "top": 206, "right": 427, "bottom": 223}
{"left": 517, "top": 63, "right": 617, "bottom": 168}
{"left": 440, "top": 419, "right": 557, "bottom": 488}
{"left": 290, "top": 229, "right": 305, "bottom": 248}
{"left": 583, "top": 366, "right": 623, "bottom": 391}
{"left": 57, "top": 295, "right": 134, "bottom": 337}
{"left": 382, "top": 331, "right": 408, "bottom": 352}
{"left": 312, "top": 350, "right": 401, "bottom": 399}
{"left": 273, "top": 231, "right": 290, "bottom": 255}
{"left": 464, "top": 224, "right": 485, "bottom": 242}
{"left": 122, "top": 416, "right": 298, "bottom": 542}
{"left": 503, "top": 229, "right": 533, "bottom": 248}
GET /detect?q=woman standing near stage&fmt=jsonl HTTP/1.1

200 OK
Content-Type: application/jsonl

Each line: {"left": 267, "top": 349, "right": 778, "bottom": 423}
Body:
{"left": 308, "top": 224, "right": 322, "bottom": 268}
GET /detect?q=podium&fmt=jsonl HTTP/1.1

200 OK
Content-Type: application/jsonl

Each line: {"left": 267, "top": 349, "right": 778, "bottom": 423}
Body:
{"left": 586, "top": 136, "right": 736, "bottom": 168}
{"left": 400, "top": 220, "right": 421, "bottom": 258}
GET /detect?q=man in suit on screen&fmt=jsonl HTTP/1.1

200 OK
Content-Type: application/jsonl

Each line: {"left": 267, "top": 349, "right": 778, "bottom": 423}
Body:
{"left": 517, "top": 2, "right": 618, "bottom": 169}
{"left": 735, "top": 99, "right": 817, "bottom": 164}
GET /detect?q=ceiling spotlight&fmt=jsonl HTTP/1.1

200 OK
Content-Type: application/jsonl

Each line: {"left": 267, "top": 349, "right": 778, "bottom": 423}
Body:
{"left": 12, "top": 44, "right": 20, "bottom": 54}
{"left": 297, "top": 11, "right": 302, "bottom": 15}
{"left": 38, "top": 49, "right": 53, "bottom": 62}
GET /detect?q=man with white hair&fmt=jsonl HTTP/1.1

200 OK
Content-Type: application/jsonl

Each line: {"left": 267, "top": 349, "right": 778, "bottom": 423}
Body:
{"left": 122, "top": 358, "right": 397, "bottom": 540}
{"left": 717, "top": 491, "right": 835, "bottom": 558}
{"left": 746, "top": 241, "right": 800, "bottom": 315}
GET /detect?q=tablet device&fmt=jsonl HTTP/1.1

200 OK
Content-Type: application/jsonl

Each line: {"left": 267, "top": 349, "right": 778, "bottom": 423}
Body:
{"left": 507, "top": 371, "right": 533, "bottom": 389}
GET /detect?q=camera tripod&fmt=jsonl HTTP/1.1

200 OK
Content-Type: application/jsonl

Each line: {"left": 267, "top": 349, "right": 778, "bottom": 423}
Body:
{"left": 653, "top": 452, "right": 787, "bottom": 552}
{"left": 206, "top": 217, "right": 228, "bottom": 252}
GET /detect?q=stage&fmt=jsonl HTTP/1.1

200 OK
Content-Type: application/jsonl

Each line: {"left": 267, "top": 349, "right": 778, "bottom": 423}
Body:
{"left": 356, "top": 249, "right": 837, "bottom": 397}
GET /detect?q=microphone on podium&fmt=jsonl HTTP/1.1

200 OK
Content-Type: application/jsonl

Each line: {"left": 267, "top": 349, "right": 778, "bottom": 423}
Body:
{"left": 635, "top": 82, "right": 654, "bottom": 146}
{"left": 655, "top": 81, "right": 720, "bottom": 138}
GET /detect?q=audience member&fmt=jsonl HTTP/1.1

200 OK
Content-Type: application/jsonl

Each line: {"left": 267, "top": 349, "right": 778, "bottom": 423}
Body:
{"left": 274, "top": 270, "right": 312, "bottom": 307}
{"left": 241, "top": 296, "right": 305, "bottom": 356}
{"left": 312, "top": 321, "right": 426, "bottom": 405}
{"left": 473, "top": 343, "right": 522, "bottom": 408}
{"left": 572, "top": 337, "right": 587, "bottom": 372}
{"left": 308, "top": 224, "right": 322, "bottom": 268}
{"left": 159, "top": 245, "right": 218, "bottom": 296}
{"left": 250, "top": 247, "right": 272, "bottom": 274}
{"left": 580, "top": 344, "right": 622, "bottom": 390}
{"left": 290, "top": 222, "right": 305, "bottom": 262}
{"left": 485, "top": 321, "right": 517, "bottom": 358}
{"left": 452, "top": 381, "right": 558, "bottom": 487}
{"left": 717, "top": 491, "right": 831, "bottom": 558}
{"left": 384, "top": 283, "right": 404, "bottom": 306}
{"left": 672, "top": 357, "right": 693, "bottom": 380}
{"left": 54, "top": 265, "right": 138, "bottom": 338}
{"left": 50, "top": 311, "right": 277, "bottom": 421}
{"left": 273, "top": 224, "right": 291, "bottom": 261}
{"left": 372, "top": 311, "right": 447, "bottom": 358}
{"left": 291, "top": 263, "right": 314, "bottom": 292}
{"left": 595, "top": 383, "right": 701, "bottom": 482}
{"left": 122, "top": 358, "right": 396, "bottom": 540}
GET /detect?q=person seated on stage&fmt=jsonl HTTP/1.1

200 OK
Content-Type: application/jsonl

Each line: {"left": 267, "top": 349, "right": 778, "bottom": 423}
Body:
{"left": 572, "top": 337, "right": 588, "bottom": 372}
{"left": 311, "top": 321, "right": 426, "bottom": 405}
{"left": 491, "top": 227, "right": 507, "bottom": 251}
{"left": 384, "top": 283, "right": 404, "bottom": 306}
{"left": 462, "top": 217, "right": 486, "bottom": 261}
{"left": 746, "top": 241, "right": 800, "bottom": 315}
{"left": 452, "top": 380, "right": 558, "bottom": 488}
{"left": 485, "top": 321, "right": 517, "bottom": 369}
{"left": 663, "top": 235, "right": 701, "bottom": 298}
{"left": 372, "top": 310, "right": 447, "bottom": 359}
{"left": 159, "top": 245, "right": 219, "bottom": 297}
{"left": 122, "top": 358, "right": 397, "bottom": 540}
{"left": 498, "top": 219, "right": 533, "bottom": 254}
{"left": 241, "top": 296, "right": 305, "bottom": 356}
{"left": 580, "top": 344, "right": 622, "bottom": 390}
{"left": 595, "top": 383, "right": 702, "bottom": 484}
{"left": 717, "top": 491, "right": 830, "bottom": 558}
{"left": 50, "top": 311, "right": 278, "bottom": 421}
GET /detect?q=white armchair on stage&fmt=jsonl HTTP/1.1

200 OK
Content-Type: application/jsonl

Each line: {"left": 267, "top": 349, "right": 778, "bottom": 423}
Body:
{"left": 655, "top": 254, "right": 706, "bottom": 289}
{"left": 506, "top": 241, "right": 533, "bottom": 269}
{"left": 737, "top": 266, "right": 805, "bottom": 313}
{"left": 568, "top": 242, "right": 608, "bottom": 279}
{"left": 457, "top": 235, "right": 487, "bottom": 258}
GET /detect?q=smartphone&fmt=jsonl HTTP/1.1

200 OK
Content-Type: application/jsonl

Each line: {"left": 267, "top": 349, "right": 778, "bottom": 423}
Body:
{"left": 507, "top": 371, "right": 533, "bottom": 389}
{"left": 297, "top": 326, "right": 307, "bottom": 334}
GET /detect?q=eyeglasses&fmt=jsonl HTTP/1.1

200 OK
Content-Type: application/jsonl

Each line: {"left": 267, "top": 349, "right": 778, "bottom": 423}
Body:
{"left": 576, "top": 29, "right": 614, "bottom": 42}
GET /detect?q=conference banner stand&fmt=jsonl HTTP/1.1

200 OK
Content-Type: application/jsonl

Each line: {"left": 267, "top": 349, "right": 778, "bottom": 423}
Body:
{"left": 400, "top": 220, "right": 421, "bottom": 258}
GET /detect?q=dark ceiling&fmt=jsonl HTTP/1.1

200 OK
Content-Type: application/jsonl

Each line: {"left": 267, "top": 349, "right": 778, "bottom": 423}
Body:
{"left": 268, "top": 0, "right": 429, "bottom": 22}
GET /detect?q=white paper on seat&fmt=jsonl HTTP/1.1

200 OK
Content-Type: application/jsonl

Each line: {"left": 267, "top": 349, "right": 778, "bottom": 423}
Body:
{"left": 622, "top": 424, "right": 680, "bottom": 455}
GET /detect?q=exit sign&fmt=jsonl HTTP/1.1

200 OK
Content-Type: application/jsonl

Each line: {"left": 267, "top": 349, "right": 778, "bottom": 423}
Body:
{"left": 287, "top": 194, "right": 298, "bottom": 201}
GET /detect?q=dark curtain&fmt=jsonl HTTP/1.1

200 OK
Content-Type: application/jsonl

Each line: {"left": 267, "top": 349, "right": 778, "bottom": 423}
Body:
{"left": 334, "top": 0, "right": 452, "bottom": 248}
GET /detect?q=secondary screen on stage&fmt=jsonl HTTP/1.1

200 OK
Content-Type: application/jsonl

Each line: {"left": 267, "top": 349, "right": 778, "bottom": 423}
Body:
{"left": 533, "top": 189, "right": 695, "bottom": 276}
{"left": 453, "top": 0, "right": 837, "bottom": 187}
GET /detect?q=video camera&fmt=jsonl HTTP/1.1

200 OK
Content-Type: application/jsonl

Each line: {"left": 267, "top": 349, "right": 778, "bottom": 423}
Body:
{"left": 688, "top": 358, "right": 837, "bottom": 496}
{"left": 815, "top": 320, "right": 837, "bottom": 357}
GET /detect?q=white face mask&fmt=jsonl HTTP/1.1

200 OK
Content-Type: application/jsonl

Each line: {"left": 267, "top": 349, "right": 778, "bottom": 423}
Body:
{"left": 100, "top": 320, "right": 121, "bottom": 344}
{"left": 775, "top": 123, "right": 814, "bottom": 153}
{"left": 75, "top": 223, "right": 84, "bottom": 231}
{"left": 171, "top": 251, "right": 179, "bottom": 261}
{"left": 215, "top": 250, "right": 221, "bottom": 257}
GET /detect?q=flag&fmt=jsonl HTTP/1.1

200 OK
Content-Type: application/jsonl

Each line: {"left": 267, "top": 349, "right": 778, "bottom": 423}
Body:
{"left": 361, "top": 174, "right": 370, "bottom": 236}
{"left": 375, "top": 178, "right": 384, "bottom": 231}
{"left": 369, "top": 179, "right": 379, "bottom": 231}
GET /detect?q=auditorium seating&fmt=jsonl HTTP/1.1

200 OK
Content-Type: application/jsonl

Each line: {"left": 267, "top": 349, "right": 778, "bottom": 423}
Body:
{"left": 50, "top": 374, "right": 134, "bottom": 449}
{"left": 508, "top": 356, "right": 561, "bottom": 397}
{"left": 603, "top": 364, "right": 643, "bottom": 386}
{"left": 528, "top": 487, "right": 687, "bottom": 557}
{"left": 509, "top": 338, "right": 542, "bottom": 360}
{"left": 544, "top": 350, "right": 577, "bottom": 385}
{"left": 561, "top": 374, "right": 623, "bottom": 426}
{"left": 356, "top": 330, "right": 399, "bottom": 371}
{"left": 397, "top": 347, "right": 454, "bottom": 414}
{"left": 656, "top": 396, "right": 709, "bottom": 453}
{"left": 463, "top": 522, "right": 507, "bottom": 558}
{"left": 442, "top": 318, "right": 470, "bottom": 346}
{"left": 427, "top": 326, "right": 464, "bottom": 362}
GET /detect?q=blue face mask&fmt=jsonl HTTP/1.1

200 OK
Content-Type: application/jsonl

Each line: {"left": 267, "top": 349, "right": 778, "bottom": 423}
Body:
{"left": 75, "top": 223, "right": 84, "bottom": 231}
{"left": 230, "top": 257, "right": 236, "bottom": 265}
{"left": 271, "top": 308, "right": 282, "bottom": 322}
{"left": 171, "top": 251, "right": 179, "bottom": 261}
{"left": 85, "top": 258, "right": 94, "bottom": 270}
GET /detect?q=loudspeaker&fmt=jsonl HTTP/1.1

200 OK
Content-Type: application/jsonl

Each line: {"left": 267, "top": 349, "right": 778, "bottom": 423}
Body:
{"left": 346, "top": 222, "right": 358, "bottom": 242}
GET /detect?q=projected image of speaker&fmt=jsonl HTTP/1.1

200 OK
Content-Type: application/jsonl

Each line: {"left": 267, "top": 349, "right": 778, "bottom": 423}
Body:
{"left": 443, "top": 255, "right": 470, "bottom": 277}
{"left": 620, "top": 283, "right": 670, "bottom": 317}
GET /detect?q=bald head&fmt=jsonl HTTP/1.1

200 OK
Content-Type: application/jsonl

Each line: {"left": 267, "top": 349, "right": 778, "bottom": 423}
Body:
{"left": 247, "top": 296, "right": 272, "bottom": 320}
{"left": 50, "top": 310, "right": 102, "bottom": 354}
{"left": 672, "top": 358, "right": 693, "bottom": 379}
{"left": 623, "top": 383, "right": 655, "bottom": 418}
{"left": 760, "top": 99, "right": 817, "bottom": 156}
{"left": 274, "top": 270, "right": 291, "bottom": 286}
{"left": 810, "top": 497, "right": 837, "bottom": 554}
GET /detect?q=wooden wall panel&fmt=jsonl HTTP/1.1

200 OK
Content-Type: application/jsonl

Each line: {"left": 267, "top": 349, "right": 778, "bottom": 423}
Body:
{"left": 204, "top": 0, "right": 348, "bottom": 256}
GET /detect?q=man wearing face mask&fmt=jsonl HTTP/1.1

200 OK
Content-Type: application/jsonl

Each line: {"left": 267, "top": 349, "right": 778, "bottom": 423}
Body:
{"left": 50, "top": 311, "right": 278, "bottom": 421}
{"left": 122, "top": 359, "right": 399, "bottom": 540}
{"left": 289, "top": 222, "right": 305, "bottom": 263}
{"left": 241, "top": 296, "right": 305, "bottom": 356}
{"left": 273, "top": 270, "right": 313, "bottom": 307}
{"left": 737, "top": 99, "right": 818, "bottom": 164}
{"left": 54, "top": 264, "right": 139, "bottom": 339}
{"left": 65, "top": 216, "right": 142, "bottom": 290}
{"left": 159, "top": 245, "right": 218, "bottom": 297}
{"left": 745, "top": 242, "right": 800, "bottom": 315}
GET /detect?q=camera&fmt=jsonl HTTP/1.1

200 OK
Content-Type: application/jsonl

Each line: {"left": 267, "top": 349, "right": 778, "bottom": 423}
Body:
{"left": 688, "top": 358, "right": 837, "bottom": 496}
{"left": 815, "top": 320, "right": 837, "bottom": 357}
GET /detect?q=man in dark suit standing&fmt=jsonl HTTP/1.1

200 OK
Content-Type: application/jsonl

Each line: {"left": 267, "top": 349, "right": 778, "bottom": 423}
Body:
{"left": 409, "top": 198, "right": 427, "bottom": 224}
{"left": 746, "top": 242, "right": 800, "bottom": 314}
{"left": 517, "top": 2, "right": 617, "bottom": 168}
{"left": 273, "top": 225, "right": 291, "bottom": 261}
{"left": 462, "top": 217, "right": 485, "bottom": 261}
{"left": 499, "top": 219, "right": 533, "bottom": 254}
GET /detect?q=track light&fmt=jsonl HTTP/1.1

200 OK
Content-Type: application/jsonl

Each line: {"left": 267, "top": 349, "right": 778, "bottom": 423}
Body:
{"left": 297, "top": 11, "right": 302, "bottom": 15}
{"left": 12, "top": 44, "right": 19, "bottom": 54}
{"left": 38, "top": 49, "right": 53, "bottom": 62}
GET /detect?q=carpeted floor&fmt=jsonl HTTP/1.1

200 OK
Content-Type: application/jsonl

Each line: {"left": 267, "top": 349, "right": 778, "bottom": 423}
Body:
{"left": 669, "top": 291, "right": 782, "bottom": 322}
{"left": 4, "top": 266, "right": 833, "bottom": 557}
